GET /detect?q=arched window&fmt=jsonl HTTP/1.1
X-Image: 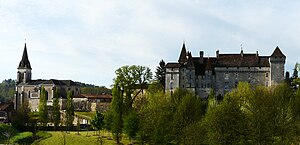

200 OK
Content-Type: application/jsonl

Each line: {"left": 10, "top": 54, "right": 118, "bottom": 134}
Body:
{"left": 170, "top": 82, "right": 173, "bottom": 90}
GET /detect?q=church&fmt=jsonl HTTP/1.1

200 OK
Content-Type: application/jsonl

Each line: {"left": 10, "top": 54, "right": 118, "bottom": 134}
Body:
{"left": 165, "top": 43, "right": 286, "bottom": 98}
{"left": 15, "top": 43, "right": 80, "bottom": 111}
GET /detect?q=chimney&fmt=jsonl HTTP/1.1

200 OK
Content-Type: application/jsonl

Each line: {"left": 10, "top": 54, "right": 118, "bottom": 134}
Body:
{"left": 256, "top": 51, "right": 259, "bottom": 57}
{"left": 216, "top": 50, "right": 219, "bottom": 58}
{"left": 199, "top": 51, "right": 204, "bottom": 64}
{"left": 241, "top": 50, "right": 244, "bottom": 57}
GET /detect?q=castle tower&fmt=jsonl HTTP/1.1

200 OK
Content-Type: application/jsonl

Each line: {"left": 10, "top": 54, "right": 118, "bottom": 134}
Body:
{"left": 17, "top": 43, "right": 32, "bottom": 84}
{"left": 269, "top": 46, "right": 286, "bottom": 85}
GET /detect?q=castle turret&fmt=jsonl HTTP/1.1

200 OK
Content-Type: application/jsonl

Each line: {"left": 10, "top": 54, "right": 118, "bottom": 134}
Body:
{"left": 269, "top": 46, "right": 285, "bottom": 85}
{"left": 17, "top": 43, "right": 32, "bottom": 84}
{"left": 178, "top": 42, "right": 188, "bottom": 64}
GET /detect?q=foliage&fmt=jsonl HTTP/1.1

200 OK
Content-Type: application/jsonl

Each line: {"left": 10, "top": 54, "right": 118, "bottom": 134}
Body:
{"left": 155, "top": 59, "right": 166, "bottom": 89}
{"left": 104, "top": 109, "right": 113, "bottom": 132}
{"left": 66, "top": 90, "right": 74, "bottom": 130}
{"left": 12, "top": 98, "right": 31, "bottom": 130}
{"left": 0, "top": 124, "right": 17, "bottom": 144}
{"left": 91, "top": 111, "right": 105, "bottom": 131}
{"left": 10, "top": 131, "right": 33, "bottom": 144}
{"left": 0, "top": 79, "right": 15, "bottom": 102}
{"left": 80, "top": 86, "right": 112, "bottom": 95}
{"left": 111, "top": 84, "right": 123, "bottom": 144}
{"left": 39, "top": 87, "right": 48, "bottom": 125}
{"left": 52, "top": 89, "right": 60, "bottom": 131}
{"left": 123, "top": 110, "right": 139, "bottom": 141}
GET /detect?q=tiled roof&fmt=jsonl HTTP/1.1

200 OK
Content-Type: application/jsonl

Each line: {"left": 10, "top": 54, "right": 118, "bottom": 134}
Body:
{"left": 271, "top": 46, "right": 285, "bottom": 57}
{"left": 18, "top": 43, "right": 31, "bottom": 69}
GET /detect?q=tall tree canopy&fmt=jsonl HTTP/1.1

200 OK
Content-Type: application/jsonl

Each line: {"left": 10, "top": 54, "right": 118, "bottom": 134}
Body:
{"left": 155, "top": 60, "right": 166, "bottom": 89}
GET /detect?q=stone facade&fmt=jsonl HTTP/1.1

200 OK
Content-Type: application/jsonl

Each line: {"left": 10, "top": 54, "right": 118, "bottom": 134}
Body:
{"left": 165, "top": 43, "right": 286, "bottom": 98}
{"left": 15, "top": 43, "right": 80, "bottom": 111}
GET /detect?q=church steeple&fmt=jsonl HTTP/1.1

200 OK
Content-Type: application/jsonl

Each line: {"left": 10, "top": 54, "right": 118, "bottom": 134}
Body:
{"left": 18, "top": 43, "right": 31, "bottom": 69}
{"left": 17, "top": 43, "right": 32, "bottom": 84}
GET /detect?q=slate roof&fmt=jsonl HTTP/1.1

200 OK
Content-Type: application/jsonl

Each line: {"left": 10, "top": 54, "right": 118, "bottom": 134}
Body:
{"left": 18, "top": 43, "right": 31, "bottom": 69}
{"left": 19, "top": 79, "right": 78, "bottom": 86}
{"left": 165, "top": 62, "right": 181, "bottom": 68}
{"left": 271, "top": 46, "right": 286, "bottom": 57}
{"left": 73, "top": 94, "right": 112, "bottom": 99}
{"left": 178, "top": 43, "right": 188, "bottom": 63}
{"left": 215, "top": 54, "right": 270, "bottom": 67}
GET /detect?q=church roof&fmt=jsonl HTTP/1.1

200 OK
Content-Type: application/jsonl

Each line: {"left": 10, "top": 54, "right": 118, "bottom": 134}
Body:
{"left": 271, "top": 46, "right": 286, "bottom": 57}
{"left": 18, "top": 79, "right": 78, "bottom": 86}
{"left": 18, "top": 43, "right": 31, "bottom": 69}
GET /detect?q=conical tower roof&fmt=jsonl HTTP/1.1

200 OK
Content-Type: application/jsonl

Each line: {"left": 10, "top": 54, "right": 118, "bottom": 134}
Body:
{"left": 178, "top": 42, "right": 188, "bottom": 64}
{"left": 271, "top": 46, "right": 286, "bottom": 58}
{"left": 18, "top": 43, "right": 31, "bottom": 69}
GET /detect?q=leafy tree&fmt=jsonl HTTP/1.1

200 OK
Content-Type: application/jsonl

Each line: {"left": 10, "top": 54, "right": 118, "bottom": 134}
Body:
{"left": 155, "top": 60, "right": 166, "bottom": 89}
{"left": 205, "top": 94, "right": 248, "bottom": 145}
{"left": 104, "top": 109, "right": 113, "bottom": 135}
{"left": 52, "top": 89, "right": 60, "bottom": 131}
{"left": 38, "top": 87, "right": 48, "bottom": 126}
{"left": 12, "top": 100, "right": 31, "bottom": 130}
{"left": 123, "top": 110, "right": 139, "bottom": 142}
{"left": 66, "top": 90, "right": 74, "bottom": 132}
{"left": 114, "top": 65, "right": 152, "bottom": 114}
{"left": 91, "top": 111, "right": 105, "bottom": 134}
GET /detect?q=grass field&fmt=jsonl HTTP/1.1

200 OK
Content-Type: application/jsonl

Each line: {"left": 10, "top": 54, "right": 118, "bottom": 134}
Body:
{"left": 36, "top": 131, "right": 130, "bottom": 145}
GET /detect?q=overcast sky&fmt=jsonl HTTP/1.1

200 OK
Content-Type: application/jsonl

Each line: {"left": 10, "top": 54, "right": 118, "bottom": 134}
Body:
{"left": 0, "top": 0, "right": 299, "bottom": 87}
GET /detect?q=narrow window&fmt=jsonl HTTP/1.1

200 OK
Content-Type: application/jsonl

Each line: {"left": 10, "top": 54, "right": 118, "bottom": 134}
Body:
{"left": 265, "top": 81, "right": 269, "bottom": 87}
{"left": 266, "top": 73, "right": 268, "bottom": 78}
{"left": 170, "top": 82, "right": 173, "bottom": 90}
{"left": 171, "top": 74, "right": 174, "bottom": 80}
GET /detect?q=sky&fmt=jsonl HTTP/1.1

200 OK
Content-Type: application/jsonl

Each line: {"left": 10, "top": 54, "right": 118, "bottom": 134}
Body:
{"left": 0, "top": 0, "right": 299, "bottom": 87}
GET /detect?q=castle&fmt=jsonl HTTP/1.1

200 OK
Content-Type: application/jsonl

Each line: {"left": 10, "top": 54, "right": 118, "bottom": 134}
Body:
{"left": 165, "top": 43, "right": 286, "bottom": 97}
{"left": 15, "top": 43, "right": 80, "bottom": 111}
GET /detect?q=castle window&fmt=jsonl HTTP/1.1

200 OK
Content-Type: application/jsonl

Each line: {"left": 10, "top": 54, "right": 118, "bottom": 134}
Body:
{"left": 235, "top": 73, "right": 238, "bottom": 78}
{"left": 171, "top": 74, "right": 174, "bottom": 80}
{"left": 224, "top": 82, "right": 229, "bottom": 90}
{"left": 265, "top": 81, "right": 269, "bottom": 87}
{"left": 225, "top": 73, "right": 229, "bottom": 79}
{"left": 248, "top": 67, "right": 250, "bottom": 69}
{"left": 266, "top": 73, "right": 268, "bottom": 78}
{"left": 170, "top": 82, "right": 173, "bottom": 90}
{"left": 248, "top": 73, "right": 251, "bottom": 79}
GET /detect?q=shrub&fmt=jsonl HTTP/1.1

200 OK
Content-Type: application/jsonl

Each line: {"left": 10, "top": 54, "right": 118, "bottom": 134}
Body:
{"left": 11, "top": 132, "right": 33, "bottom": 144}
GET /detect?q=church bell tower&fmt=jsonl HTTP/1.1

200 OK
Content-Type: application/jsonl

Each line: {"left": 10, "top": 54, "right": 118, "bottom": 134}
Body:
{"left": 17, "top": 43, "right": 32, "bottom": 84}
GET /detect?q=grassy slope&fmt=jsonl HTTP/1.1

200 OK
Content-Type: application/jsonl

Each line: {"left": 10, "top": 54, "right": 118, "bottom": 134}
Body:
{"left": 36, "top": 131, "right": 130, "bottom": 145}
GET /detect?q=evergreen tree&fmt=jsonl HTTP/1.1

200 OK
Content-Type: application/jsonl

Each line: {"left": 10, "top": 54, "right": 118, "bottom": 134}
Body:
{"left": 155, "top": 60, "right": 166, "bottom": 89}
{"left": 91, "top": 111, "right": 105, "bottom": 133}
{"left": 293, "top": 62, "right": 299, "bottom": 79}
{"left": 66, "top": 90, "right": 74, "bottom": 132}
{"left": 111, "top": 84, "right": 123, "bottom": 144}
{"left": 52, "top": 89, "right": 60, "bottom": 131}
{"left": 38, "top": 87, "right": 48, "bottom": 126}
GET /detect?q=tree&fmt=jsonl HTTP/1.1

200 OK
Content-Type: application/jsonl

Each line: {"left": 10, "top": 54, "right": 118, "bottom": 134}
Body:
{"left": 292, "top": 62, "right": 299, "bottom": 79}
{"left": 111, "top": 84, "right": 123, "bottom": 144}
{"left": 52, "top": 89, "right": 60, "bottom": 131}
{"left": 91, "top": 111, "right": 105, "bottom": 134}
{"left": 39, "top": 87, "right": 48, "bottom": 126}
{"left": 155, "top": 60, "right": 165, "bottom": 89}
{"left": 66, "top": 90, "right": 74, "bottom": 132}
{"left": 123, "top": 110, "right": 139, "bottom": 142}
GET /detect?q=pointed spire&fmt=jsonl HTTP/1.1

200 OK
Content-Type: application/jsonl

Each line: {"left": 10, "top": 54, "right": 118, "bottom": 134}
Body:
{"left": 18, "top": 43, "right": 32, "bottom": 69}
{"left": 178, "top": 42, "right": 188, "bottom": 64}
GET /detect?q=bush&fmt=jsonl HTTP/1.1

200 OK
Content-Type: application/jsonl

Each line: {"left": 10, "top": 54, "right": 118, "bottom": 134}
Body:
{"left": 11, "top": 131, "right": 33, "bottom": 144}
{"left": 0, "top": 124, "right": 18, "bottom": 143}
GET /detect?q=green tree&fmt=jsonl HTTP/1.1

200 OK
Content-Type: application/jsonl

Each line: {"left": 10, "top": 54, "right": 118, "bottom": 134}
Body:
{"left": 66, "top": 90, "right": 74, "bottom": 132}
{"left": 52, "top": 89, "right": 60, "bottom": 131}
{"left": 91, "top": 111, "right": 105, "bottom": 134}
{"left": 293, "top": 62, "right": 299, "bottom": 79}
{"left": 204, "top": 95, "right": 248, "bottom": 145}
{"left": 123, "top": 110, "right": 139, "bottom": 142}
{"left": 155, "top": 60, "right": 165, "bottom": 89}
{"left": 111, "top": 84, "right": 123, "bottom": 144}
{"left": 38, "top": 87, "right": 48, "bottom": 126}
